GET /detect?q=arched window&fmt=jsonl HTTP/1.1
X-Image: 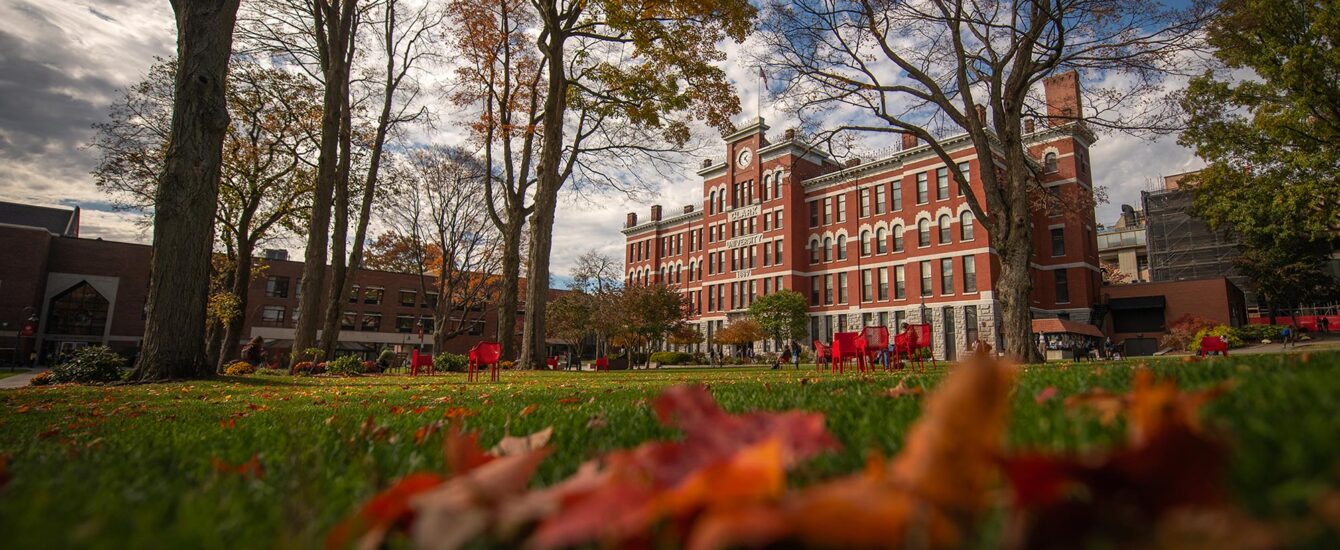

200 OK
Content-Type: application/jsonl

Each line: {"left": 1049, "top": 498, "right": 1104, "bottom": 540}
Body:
{"left": 1044, "top": 152, "right": 1058, "bottom": 173}
{"left": 772, "top": 171, "right": 782, "bottom": 197}
{"left": 810, "top": 239, "right": 820, "bottom": 263}
{"left": 875, "top": 227, "right": 888, "bottom": 254}
{"left": 918, "top": 218, "right": 931, "bottom": 247}
{"left": 762, "top": 174, "right": 771, "bottom": 201}
{"left": 891, "top": 225, "right": 904, "bottom": 251}
{"left": 708, "top": 190, "right": 716, "bottom": 214}
{"left": 823, "top": 237, "right": 833, "bottom": 262}
{"left": 860, "top": 230, "right": 871, "bottom": 256}
{"left": 960, "top": 211, "right": 975, "bottom": 241}
{"left": 837, "top": 235, "right": 847, "bottom": 260}
{"left": 939, "top": 215, "right": 952, "bottom": 244}
{"left": 717, "top": 190, "right": 725, "bottom": 212}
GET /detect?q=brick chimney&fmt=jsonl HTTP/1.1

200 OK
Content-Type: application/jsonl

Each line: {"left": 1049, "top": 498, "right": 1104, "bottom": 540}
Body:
{"left": 784, "top": 128, "right": 796, "bottom": 140}
{"left": 900, "top": 131, "right": 917, "bottom": 150}
{"left": 1024, "top": 119, "right": 1036, "bottom": 134}
{"left": 975, "top": 104, "right": 987, "bottom": 125}
{"left": 650, "top": 204, "right": 662, "bottom": 221}
{"left": 702, "top": 158, "right": 713, "bottom": 168}
{"left": 683, "top": 204, "right": 695, "bottom": 214}
{"left": 845, "top": 158, "right": 862, "bottom": 168}
{"left": 626, "top": 212, "right": 638, "bottom": 227}
{"left": 1043, "top": 70, "right": 1082, "bottom": 126}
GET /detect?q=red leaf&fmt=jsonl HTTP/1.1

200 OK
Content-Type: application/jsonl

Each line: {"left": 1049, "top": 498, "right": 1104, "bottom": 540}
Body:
{"left": 1035, "top": 386, "right": 1059, "bottom": 404}
{"left": 520, "top": 404, "right": 539, "bottom": 417}
{"left": 327, "top": 473, "right": 446, "bottom": 550}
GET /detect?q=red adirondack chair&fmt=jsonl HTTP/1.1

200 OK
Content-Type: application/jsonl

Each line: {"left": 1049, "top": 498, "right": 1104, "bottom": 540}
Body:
{"left": 595, "top": 356, "right": 609, "bottom": 372}
{"left": 1199, "top": 336, "right": 1229, "bottom": 357}
{"left": 545, "top": 356, "right": 559, "bottom": 369}
{"left": 893, "top": 324, "right": 935, "bottom": 371}
{"left": 812, "top": 341, "right": 828, "bottom": 372}
{"left": 410, "top": 349, "right": 433, "bottom": 376}
{"left": 832, "top": 331, "right": 865, "bottom": 373}
{"left": 860, "top": 326, "right": 891, "bottom": 371}
{"left": 467, "top": 341, "right": 502, "bottom": 382}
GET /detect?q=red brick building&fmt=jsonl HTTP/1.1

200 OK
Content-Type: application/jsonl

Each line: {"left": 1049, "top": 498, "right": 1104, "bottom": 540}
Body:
{"left": 622, "top": 72, "right": 1100, "bottom": 360}
{"left": 0, "top": 202, "right": 545, "bottom": 365}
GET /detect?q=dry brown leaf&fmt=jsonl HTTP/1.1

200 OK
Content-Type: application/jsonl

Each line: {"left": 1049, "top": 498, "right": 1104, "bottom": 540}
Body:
{"left": 881, "top": 378, "right": 923, "bottom": 399}
{"left": 490, "top": 426, "right": 553, "bottom": 457}
{"left": 409, "top": 448, "right": 550, "bottom": 550}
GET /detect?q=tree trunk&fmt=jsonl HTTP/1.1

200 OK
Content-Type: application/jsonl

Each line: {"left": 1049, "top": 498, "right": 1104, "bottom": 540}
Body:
{"left": 219, "top": 240, "right": 254, "bottom": 370}
{"left": 518, "top": 17, "right": 568, "bottom": 370}
{"left": 132, "top": 0, "right": 241, "bottom": 381}
{"left": 997, "top": 241, "right": 1039, "bottom": 363}
{"left": 292, "top": 0, "right": 356, "bottom": 361}
{"left": 319, "top": 77, "right": 356, "bottom": 360}
{"left": 497, "top": 221, "right": 522, "bottom": 358}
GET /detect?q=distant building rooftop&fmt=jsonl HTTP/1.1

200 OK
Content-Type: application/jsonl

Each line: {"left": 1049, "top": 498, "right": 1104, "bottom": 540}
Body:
{"left": 0, "top": 201, "right": 80, "bottom": 237}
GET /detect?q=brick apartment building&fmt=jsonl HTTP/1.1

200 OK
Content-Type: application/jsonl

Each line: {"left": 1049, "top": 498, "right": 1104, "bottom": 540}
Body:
{"left": 0, "top": 201, "right": 542, "bottom": 366}
{"left": 622, "top": 71, "right": 1101, "bottom": 361}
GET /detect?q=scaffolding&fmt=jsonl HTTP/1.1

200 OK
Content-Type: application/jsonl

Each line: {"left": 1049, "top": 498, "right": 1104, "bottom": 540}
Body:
{"left": 1142, "top": 189, "right": 1256, "bottom": 304}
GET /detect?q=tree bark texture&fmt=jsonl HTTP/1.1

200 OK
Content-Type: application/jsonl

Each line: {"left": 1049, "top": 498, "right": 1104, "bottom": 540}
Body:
{"left": 497, "top": 224, "right": 522, "bottom": 358}
{"left": 219, "top": 239, "right": 254, "bottom": 369}
{"left": 518, "top": 17, "right": 568, "bottom": 370}
{"left": 131, "top": 0, "right": 241, "bottom": 381}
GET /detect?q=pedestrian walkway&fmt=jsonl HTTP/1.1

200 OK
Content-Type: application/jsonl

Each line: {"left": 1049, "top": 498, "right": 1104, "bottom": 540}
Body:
{"left": 0, "top": 369, "right": 45, "bottom": 389}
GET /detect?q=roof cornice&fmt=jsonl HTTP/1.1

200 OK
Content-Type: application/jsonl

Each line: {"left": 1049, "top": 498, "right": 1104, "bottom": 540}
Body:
{"left": 620, "top": 209, "right": 704, "bottom": 236}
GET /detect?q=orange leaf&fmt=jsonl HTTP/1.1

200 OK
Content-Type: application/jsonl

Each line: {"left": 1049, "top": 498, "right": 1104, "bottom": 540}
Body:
{"left": 881, "top": 378, "right": 923, "bottom": 398}
{"left": 327, "top": 473, "right": 446, "bottom": 550}
{"left": 519, "top": 404, "right": 539, "bottom": 417}
{"left": 1035, "top": 386, "right": 1059, "bottom": 404}
{"left": 444, "top": 425, "right": 494, "bottom": 475}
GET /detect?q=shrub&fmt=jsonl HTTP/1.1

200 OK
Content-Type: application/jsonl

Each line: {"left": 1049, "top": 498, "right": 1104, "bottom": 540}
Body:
{"left": 649, "top": 351, "right": 693, "bottom": 365}
{"left": 224, "top": 361, "right": 256, "bottom": 376}
{"left": 28, "top": 371, "right": 54, "bottom": 386}
{"left": 1191, "top": 325, "right": 1244, "bottom": 353}
{"left": 434, "top": 353, "right": 468, "bottom": 373}
{"left": 326, "top": 355, "right": 364, "bottom": 376}
{"left": 1162, "top": 314, "right": 1218, "bottom": 351}
{"left": 361, "top": 360, "right": 381, "bottom": 374}
{"left": 48, "top": 346, "right": 126, "bottom": 384}
{"left": 291, "top": 361, "right": 324, "bottom": 375}
{"left": 499, "top": 360, "right": 516, "bottom": 370}
{"left": 1230, "top": 324, "right": 1285, "bottom": 343}
{"left": 256, "top": 368, "right": 287, "bottom": 376}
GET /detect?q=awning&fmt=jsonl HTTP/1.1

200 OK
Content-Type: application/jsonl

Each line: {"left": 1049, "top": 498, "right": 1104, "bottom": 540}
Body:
{"left": 1032, "top": 318, "right": 1105, "bottom": 338}
{"left": 1108, "top": 296, "right": 1166, "bottom": 311}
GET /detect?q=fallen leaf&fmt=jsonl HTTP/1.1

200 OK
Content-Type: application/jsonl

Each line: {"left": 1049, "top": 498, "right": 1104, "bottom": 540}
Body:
{"left": 586, "top": 414, "right": 608, "bottom": 430}
{"left": 1035, "top": 386, "right": 1059, "bottom": 404}
{"left": 327, "top": 473, "right": 446, "bottom": 550}
{"left": 212, "top": 454, "right": 264, "bottom": 480}
{"left": 410, "top": 447, "right": 551, "bottom": 550}
{"left": 519, "top": 404, "right": 539, "bottom": 418}
{"left": 881, "top": 378, "right": 923, "bottom": 399}
{"left": 490, "top": 427, "right": 553, "bottom": 457}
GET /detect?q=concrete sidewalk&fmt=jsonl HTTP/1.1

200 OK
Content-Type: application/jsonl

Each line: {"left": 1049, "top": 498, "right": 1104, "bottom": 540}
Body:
{"left": 0, "top": 369, "right": 45, "bottom": 389}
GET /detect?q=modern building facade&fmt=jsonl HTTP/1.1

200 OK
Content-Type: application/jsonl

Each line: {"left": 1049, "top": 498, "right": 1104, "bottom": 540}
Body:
{"left": 0, "top": 202, "right": 545, "bottom": 366}
{"left": 622, "top": 71, "right": 1102, "bottom": 361}
{"left": 1143, "top": 170, "right": 1254, "bottom": 305}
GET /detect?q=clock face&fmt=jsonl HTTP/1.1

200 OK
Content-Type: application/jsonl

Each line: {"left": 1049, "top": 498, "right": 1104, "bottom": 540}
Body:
{"left": 736, "top": 148, "right": 753, "bottom": 168}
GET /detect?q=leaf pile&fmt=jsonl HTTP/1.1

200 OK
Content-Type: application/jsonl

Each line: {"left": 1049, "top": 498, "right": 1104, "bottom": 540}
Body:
{"left": 330, "top": 355, "right": 1259, "bottom": 548}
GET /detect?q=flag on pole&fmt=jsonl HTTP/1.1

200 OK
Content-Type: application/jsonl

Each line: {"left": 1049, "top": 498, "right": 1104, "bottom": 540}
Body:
{"left": 759, "top": 66, "right": 768, "bottom": 86}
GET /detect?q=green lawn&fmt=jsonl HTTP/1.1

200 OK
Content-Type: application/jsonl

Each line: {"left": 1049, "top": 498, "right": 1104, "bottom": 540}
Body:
{"left": 2, "top": 353, "right": 1339, "bottom": 548}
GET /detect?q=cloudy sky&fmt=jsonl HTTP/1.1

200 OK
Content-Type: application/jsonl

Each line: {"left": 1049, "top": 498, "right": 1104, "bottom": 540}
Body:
{"left": 0, "top": 1, "right": 1205, "bottom": 281}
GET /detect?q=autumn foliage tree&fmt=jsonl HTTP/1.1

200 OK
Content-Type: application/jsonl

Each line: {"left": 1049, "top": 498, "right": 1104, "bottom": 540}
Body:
{"left": 92, "top": 57, "right": 320, "bottom": 371}
{"left": 516, "top": 0, "right": 757, "bottom": 369}
{"left": 758, "top": 0, "right": 1210, "bottom": 362}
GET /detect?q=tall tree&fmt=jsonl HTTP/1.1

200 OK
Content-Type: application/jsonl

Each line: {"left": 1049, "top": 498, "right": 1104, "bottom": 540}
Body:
{"left": 318, "top": 0, "right": 443, "bottom": 359}
{"left": 132, "top": 0, "right": 243, "bottom": 380}
{"left": 92, "top": 59, "right": 320, "bottom": 370}
{"left": 239, "top": 0, "right": 361, "bottom": 361}
{"left": 1179, "top": 0, "right": 1340, "bottom": 243}
{"left": 518, "top": 0, "right": 757, "bottom": 369}
{"left": 759, "top": 0, "right": 1209, "bottom": 362}
{"left": 448, "top": 0, "right": 543, "bottom": 360}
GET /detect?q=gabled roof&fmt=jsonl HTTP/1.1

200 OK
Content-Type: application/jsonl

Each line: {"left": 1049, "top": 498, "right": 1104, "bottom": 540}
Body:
{"left": 0, "top": 201, "right": 79, "bottom": 237}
